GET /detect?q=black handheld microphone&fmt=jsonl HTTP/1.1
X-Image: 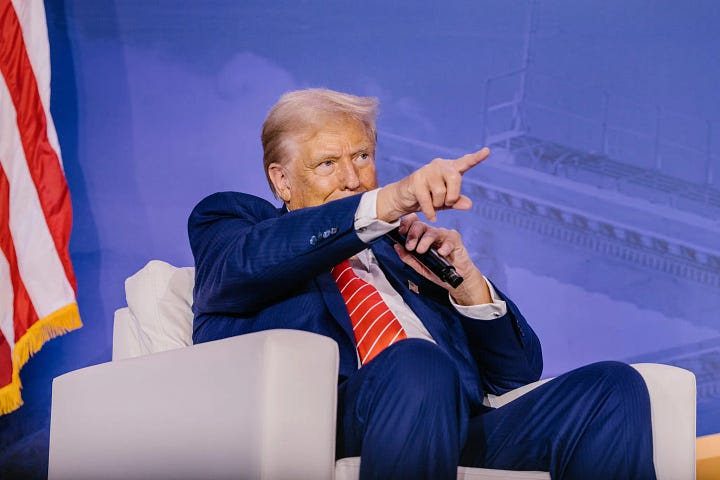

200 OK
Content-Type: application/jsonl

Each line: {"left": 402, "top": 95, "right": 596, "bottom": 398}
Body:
{"left": 385, "top": 228, "right": 464, "bottom": 288}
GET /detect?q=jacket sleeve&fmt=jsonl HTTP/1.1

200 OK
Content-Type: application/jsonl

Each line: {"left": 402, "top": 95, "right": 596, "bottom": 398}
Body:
{"left": 188, "top": 192, "right": 368, "bottom": 316}
{"left": 458, "top": 283, "right": 543, "bottom": 394}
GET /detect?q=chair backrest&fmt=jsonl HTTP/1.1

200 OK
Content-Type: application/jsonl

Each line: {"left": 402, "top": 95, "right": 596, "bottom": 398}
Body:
{"left": 113, "top": 260, "right": 195, "bottom": 359}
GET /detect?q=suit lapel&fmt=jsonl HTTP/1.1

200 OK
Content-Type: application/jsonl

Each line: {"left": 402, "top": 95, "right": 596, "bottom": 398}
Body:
{"left": 370, "top": 239, "right": 453, "bottom": 344}
{"left": 315, "top": 271, "right": 357, "bottom": 349}
{"left": 370, "top": 239, "right": 479, "bottom": 372}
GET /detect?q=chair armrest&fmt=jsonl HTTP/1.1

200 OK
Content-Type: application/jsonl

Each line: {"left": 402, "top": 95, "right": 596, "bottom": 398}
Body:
{"left": 49, "top": 329, "right": 339, "bottom": 480}
{"left": 632, "top": 363, "right": 696, "bottom": 480}
{"left": 487, "top": 363, "right": 696, "bottom": 480}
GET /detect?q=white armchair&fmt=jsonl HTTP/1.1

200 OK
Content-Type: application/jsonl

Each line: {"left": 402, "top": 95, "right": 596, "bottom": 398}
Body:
{"left": 48, "top": 261, "right": 696, "bottom": 479}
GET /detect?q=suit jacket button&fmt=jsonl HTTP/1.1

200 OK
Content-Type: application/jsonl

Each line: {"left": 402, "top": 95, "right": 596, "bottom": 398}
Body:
{"left": 310, "top": 235, "right": 317, "bottom": 245}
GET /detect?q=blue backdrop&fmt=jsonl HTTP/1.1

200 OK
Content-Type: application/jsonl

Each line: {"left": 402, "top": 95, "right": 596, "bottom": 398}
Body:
{"left": 1, "top": 0, "right": 719, "bottom": 476}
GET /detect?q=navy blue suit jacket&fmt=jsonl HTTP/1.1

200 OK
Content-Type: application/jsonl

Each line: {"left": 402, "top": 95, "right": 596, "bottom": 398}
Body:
{"left": 189, "top": 191, "right": 542, "bottom": 413}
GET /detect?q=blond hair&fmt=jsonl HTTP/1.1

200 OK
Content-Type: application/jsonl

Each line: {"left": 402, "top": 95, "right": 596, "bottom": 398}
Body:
{"left": 261, "top": 88, "right": 379, "bottom": 197}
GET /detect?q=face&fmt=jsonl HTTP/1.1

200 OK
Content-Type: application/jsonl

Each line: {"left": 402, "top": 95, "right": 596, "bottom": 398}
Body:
{"left": 269, "top": 117, "right": 378, "bottom": 210}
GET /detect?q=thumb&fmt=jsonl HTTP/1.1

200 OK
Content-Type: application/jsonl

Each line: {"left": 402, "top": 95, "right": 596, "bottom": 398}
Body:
{"left": 450, "top": 195, "right": 473, "bottom": 211}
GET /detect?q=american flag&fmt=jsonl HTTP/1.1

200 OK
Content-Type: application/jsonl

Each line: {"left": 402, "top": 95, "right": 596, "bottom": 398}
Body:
{"left": 0, "top": 0, "right": 81, "bottom": 415}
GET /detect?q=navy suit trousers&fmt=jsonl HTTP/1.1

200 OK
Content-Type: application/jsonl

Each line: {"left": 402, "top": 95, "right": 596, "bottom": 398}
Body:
{"left": 336, "top": 339, "right": 656, "bottom": 480}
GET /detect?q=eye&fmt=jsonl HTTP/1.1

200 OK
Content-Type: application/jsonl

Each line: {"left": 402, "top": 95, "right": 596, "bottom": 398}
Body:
{"left": 355, "top": 152, "right": 372, "bottom": 164}
{"left": 315, "top": 159, "right": 335, "bottom": 175}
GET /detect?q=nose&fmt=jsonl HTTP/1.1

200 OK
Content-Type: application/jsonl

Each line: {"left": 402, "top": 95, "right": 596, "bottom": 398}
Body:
{"left": 339, "top": 158, "right": 361, "bottom": 190}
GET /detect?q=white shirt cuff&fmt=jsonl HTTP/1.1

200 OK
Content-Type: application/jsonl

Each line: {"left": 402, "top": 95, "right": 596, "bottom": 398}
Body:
{"left": 449, "top": 276, "right": 507, "bottom": 320}
{"left": 354, "top": 189, "right": 401, "bottom": 243}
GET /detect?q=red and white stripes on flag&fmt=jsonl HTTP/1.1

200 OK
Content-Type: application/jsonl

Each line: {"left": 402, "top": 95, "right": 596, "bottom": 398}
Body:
{"left": 0, "top": 0, "right": 81, "bottom": 415}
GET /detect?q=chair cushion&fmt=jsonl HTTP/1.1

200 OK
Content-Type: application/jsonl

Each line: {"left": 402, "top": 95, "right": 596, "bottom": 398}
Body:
{"left": 124, "top": 260, "right": 195, "bottom": 354}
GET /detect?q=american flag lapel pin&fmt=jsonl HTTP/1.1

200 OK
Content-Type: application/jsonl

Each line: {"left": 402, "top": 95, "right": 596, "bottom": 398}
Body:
{"left": 408, "top": 280, "right": 419, "bottom": 294}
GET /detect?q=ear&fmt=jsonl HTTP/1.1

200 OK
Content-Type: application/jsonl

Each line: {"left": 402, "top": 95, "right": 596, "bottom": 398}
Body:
{"left": 268, "top": 163, "right": 291, "bottom": 203}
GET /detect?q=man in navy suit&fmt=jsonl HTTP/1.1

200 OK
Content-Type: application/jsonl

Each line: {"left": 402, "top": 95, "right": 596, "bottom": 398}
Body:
{"left": 189, "top": 89, "right": 655, "bottom": 479}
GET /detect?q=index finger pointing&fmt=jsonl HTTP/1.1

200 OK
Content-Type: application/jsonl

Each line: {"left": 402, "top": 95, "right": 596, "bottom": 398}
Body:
{"left": 453, "top": 147, "right": 490, "bottom": 174}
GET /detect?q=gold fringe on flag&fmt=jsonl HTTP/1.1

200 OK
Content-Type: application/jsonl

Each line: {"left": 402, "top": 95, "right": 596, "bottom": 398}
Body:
{"left": 0, "top": 302, "right": 82, "bottom": 415}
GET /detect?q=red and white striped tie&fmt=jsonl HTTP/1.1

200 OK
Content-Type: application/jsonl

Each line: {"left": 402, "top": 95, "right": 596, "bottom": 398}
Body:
{"left": 331, "top": 260, "right": 407, "bottom": 365}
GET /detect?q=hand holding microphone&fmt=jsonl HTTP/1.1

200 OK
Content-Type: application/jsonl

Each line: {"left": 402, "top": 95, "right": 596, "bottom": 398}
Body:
{"left": 375, "top": 148, "right": 492, "bottom": 304}
{"left": 386, "top": 215, "right": 492, "bottom": 306}
{"left": 385, "top": 228, "right": 464, "bottom": 288}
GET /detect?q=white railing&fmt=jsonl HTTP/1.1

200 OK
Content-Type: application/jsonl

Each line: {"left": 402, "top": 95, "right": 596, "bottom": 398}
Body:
{"left": 482, "top": 68, "right": 718, "bottom": 186}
